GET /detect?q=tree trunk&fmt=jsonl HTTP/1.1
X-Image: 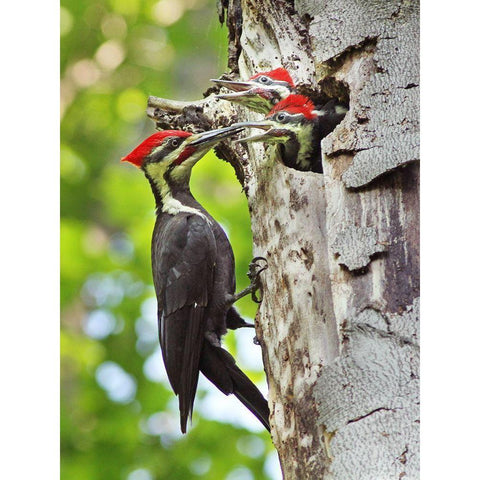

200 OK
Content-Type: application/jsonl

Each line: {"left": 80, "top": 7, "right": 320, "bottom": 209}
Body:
{"left": 148, "top": 0, "right": 419, "bottom": 478}
{"left": 222, "top": 1, "right": 420, "bottom": 479}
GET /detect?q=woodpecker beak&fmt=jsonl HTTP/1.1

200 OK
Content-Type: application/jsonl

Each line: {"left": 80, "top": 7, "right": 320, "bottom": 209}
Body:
{"left": 229, "top": 120, "right": 290, "bottom": 144}
{"left": 216, "top": 90, "right": 259, "bottom": 102}
{"left": 238, "top": 129, "right": 291, "bottom": 144}
{"left": 187, "top": 125, "right": 245, "bottom": 147}
{"left": 212, "top": 78, "right": 258, "bottom": 103}
{"left": 210, "top": 78, "right": 255, "bottom": 93}
{"left": 212, "top": 81, "right": 276, "bottom": 105}
{"left": 231, "top": 120, "right": 275, "bottom": 131}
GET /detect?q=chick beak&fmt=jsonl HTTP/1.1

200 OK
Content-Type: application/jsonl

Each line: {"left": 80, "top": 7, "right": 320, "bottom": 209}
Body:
{"left": 210, "top": 78, "right": 255, "bottom": 93}
{"left": 229, "top": 120, "right": 290, "bottom": 144}
{"left": 187, "top": 124, "right": 245, "bottom": 147}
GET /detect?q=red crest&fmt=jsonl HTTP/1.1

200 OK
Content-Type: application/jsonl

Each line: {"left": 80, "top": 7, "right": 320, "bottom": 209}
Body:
{"left": 249, "top": 67, "right": 295, "bottom": 88}
{"left": 267, "top": 94, "right": 316, "bottom": 120}
{"left": 121, "top": 130, "right": 192, "bottom": 167}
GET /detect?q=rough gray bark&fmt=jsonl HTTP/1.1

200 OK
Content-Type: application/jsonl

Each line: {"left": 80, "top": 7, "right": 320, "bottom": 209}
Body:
{"left": 228, "top": 1, "right": 419, "bottom": 479}
{"left": 148, "top": 0, "right": 419, "bottom": 478}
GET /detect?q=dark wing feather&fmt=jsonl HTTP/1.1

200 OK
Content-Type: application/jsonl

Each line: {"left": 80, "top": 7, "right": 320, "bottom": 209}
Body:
{"left": 152, "top": 213, "right": 216, "bottom": 432}
{"left": 316, "top": 99, "right": 347, "bottom": 138}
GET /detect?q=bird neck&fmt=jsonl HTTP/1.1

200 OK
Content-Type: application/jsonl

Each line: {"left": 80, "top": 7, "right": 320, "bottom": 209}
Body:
{"left": 278, "top": 135, "right": 300, "bottom": 170}
{"left": 146, "top": 173, "right": 204, "bottom": 217}
{"left": 278, "top": 120, "right": 320, "bottom": 171}
{"left": 296, "top": 120, "right": 321, "bottom": 170}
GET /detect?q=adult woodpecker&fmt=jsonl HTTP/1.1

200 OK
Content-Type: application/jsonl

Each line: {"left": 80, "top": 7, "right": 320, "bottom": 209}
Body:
{"left": 233, "top": 94, "right": 347, "bottom": 173}
{"left": 211, "top": 67, "right": 295, "bottom": 114}
{"left": 122, "top": 126, "right": 270, "bottom": 433}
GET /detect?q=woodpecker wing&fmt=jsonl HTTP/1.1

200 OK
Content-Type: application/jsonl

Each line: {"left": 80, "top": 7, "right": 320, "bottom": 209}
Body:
{"left": 152, "top": 212, "right": 217, "bottom": 432}
{"left": 315, "top": 99, "right": 348, "bottom": 137}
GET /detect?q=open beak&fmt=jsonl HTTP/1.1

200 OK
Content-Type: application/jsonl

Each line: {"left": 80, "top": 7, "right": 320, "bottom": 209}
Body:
{"left": 229, "top": 120, "right": 290, "bottom": 144}
{"left": 187, "top": 124, "right": 245, "bottom": 147}
{"left": 210, "top": 78, "right": 255, "bottom": 93}
{"left": 211, "top": 78, "right": 264, "bottom": 102}
{"left": 212, "top": 79, "right": 278, "bottom": 113}
{"left": 216, "top": 90, "right": 259, "bottom": 102}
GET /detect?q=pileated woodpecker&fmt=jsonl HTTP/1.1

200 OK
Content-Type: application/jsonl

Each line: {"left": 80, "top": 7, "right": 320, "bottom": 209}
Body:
{"left": 211, "top": 67, "right": 295, "bottom": 114}
{"left": 233, "top": 94, "right": 347, "bottom": 173}
{"left": 122, "top": 126, "right": 270, "bottom": 433}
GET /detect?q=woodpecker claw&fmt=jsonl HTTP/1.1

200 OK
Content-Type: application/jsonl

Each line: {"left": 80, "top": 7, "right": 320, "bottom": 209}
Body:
{"left": 226, "top": 257, "right": 268, "bottom": 305}
{"left": 247, "top": 256, "right": 268, "bottom": 304}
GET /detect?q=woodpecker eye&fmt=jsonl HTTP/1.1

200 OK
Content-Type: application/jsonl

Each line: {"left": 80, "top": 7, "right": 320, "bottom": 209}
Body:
{"left": 276, "top": 113, "right": 287, "bottom": 122}
{"left": 170, "top": 138, "right": 179, "bottom": 147}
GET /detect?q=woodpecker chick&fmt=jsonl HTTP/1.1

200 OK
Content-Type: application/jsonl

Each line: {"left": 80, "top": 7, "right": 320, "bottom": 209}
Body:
{"left": 234, "top": 94, "right": 347, "bottom": 173}
{"left": 122, "top": 126, "right": 270, "bottom": 433}
{"left": 212, "top": 67, "right": 295, "bottom": 114}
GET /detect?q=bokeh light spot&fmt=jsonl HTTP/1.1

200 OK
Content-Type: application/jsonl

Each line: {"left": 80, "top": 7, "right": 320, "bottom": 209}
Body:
{"left": 234, "top": 328, "right": 264, "bottom": 372}
{"left": 136, "top": 314, "right": 157, "bottom": 344}
{"left": 95, "top": 361, "right": 137, "bottom": 403}
{"left": 141, "top": 297, "right": 157, "bottom": 321}
{"left": 95, "top": 40, "right": 126, "bottom": 71}
{"left": 60, "top": 144, "right": 87, "bottom": 182}
{"left": 60, "top": 78, "right": 76, "bottom": 118}
{"left": 140, "top": 411, "right": 183, "bottom": 447}
{"left": 189, "top": 455, "right": 212, "bottom": 476}
{"left": 264, "top": 451, "right": 283, "bottom": 480}
{"left": 226, "top": 466, "right": 255, "bottom": 480}
{"left": 109, "top": 232, "right": 135, "bottom": 264}
{"left": 82, "top": 273, "right": 125, "bottom": 308}
{"left": 82, "top": 226, "right": 109, "bottom": 257}
{"left": 143, "top": 348, "right": 168, "bottom": 383}
{"left": 101, "top": 13, "right": 127, "bottom": 39}
{"left": 152, "top": 0, "right": 185, "bottom": 26}
{"left": 83, "top": 309, "right": 116, "bottom": 339}
{"left": 109, "top": 0, "right": 140, "bottom": 16}
{"left": 196, "top": 375, "right": 265, "bottom": 432}
{"left": 132, "top": 38, "right": 174, "bottom": 70}
{"left": 127, "top": 468, "right": 153, "bottom": 480}
{"left": 60, "top": 7, "right": 73, "bottom": 36}
{"left": 236, "top": 435, "right": 266, "bottom": 459}
{"left": 70, "top": 59, "right": 101, "bottom": 88}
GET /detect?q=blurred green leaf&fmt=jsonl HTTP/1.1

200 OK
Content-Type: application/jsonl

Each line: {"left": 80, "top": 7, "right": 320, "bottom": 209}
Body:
{"left": 61, "top": 1, "right": 278, "bottom": 478}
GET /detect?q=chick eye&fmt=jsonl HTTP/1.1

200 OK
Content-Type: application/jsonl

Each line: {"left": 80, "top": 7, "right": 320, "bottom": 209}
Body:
{"left": 277, "top": 113, "right": 286, "bottom": 122}
{"left": 170, "top": 138, "right": 179, "bottom": 147}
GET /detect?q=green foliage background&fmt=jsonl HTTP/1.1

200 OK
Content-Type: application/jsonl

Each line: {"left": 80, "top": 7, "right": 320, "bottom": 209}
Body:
{"left": 60, "top": 1, "right": 279, "bottom": 478}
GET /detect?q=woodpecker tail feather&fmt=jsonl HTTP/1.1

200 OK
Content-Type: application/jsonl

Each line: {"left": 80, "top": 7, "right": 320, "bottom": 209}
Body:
{"left": 199, "top": 341, "right": 270, "bottom": 432}
{"left": 162, "top": 305, "right": 205, "bottom": 434}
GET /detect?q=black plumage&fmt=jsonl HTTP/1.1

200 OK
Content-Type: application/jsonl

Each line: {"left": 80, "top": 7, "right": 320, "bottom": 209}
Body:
{"left": 122, "top": 128, "right": 270, "bottom": 433}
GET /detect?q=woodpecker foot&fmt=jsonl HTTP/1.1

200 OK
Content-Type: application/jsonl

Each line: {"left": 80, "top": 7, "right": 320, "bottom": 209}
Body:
{"left": 247, "top": 256, "right": 268, "bottom": 303}
{"left": 228, "top": 257, "right": 268, "bottom": 305}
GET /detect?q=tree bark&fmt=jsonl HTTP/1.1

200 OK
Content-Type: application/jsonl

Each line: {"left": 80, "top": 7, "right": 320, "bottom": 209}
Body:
{"left": 222, "top": 1, "right": 420, "bottom": 479}
{"left": 148, "top": 1, "right": 419, "bottom": 478}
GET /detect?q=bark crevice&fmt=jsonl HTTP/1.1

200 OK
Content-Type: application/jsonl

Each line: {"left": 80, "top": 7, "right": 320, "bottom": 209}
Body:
{"left": 147, "top": 1, "right": 419, "bottom": 477}
{"left": 346, "top": 406, "right": 396, "bottom": 425}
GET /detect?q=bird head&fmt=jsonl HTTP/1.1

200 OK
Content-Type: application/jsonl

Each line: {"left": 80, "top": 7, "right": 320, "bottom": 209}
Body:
{"left": 121, "top": 126, "right": 244, "bottom": 186}
{"left": 233, "top": 94, "right": 317, "bottom": 146}
{"left": 211, "top": 68, "right": 295, "bottom": 113}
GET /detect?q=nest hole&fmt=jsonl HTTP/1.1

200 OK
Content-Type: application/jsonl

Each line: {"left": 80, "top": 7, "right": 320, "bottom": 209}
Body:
{"left": 298, "top": 76, "right": 350, "bottom": 111}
